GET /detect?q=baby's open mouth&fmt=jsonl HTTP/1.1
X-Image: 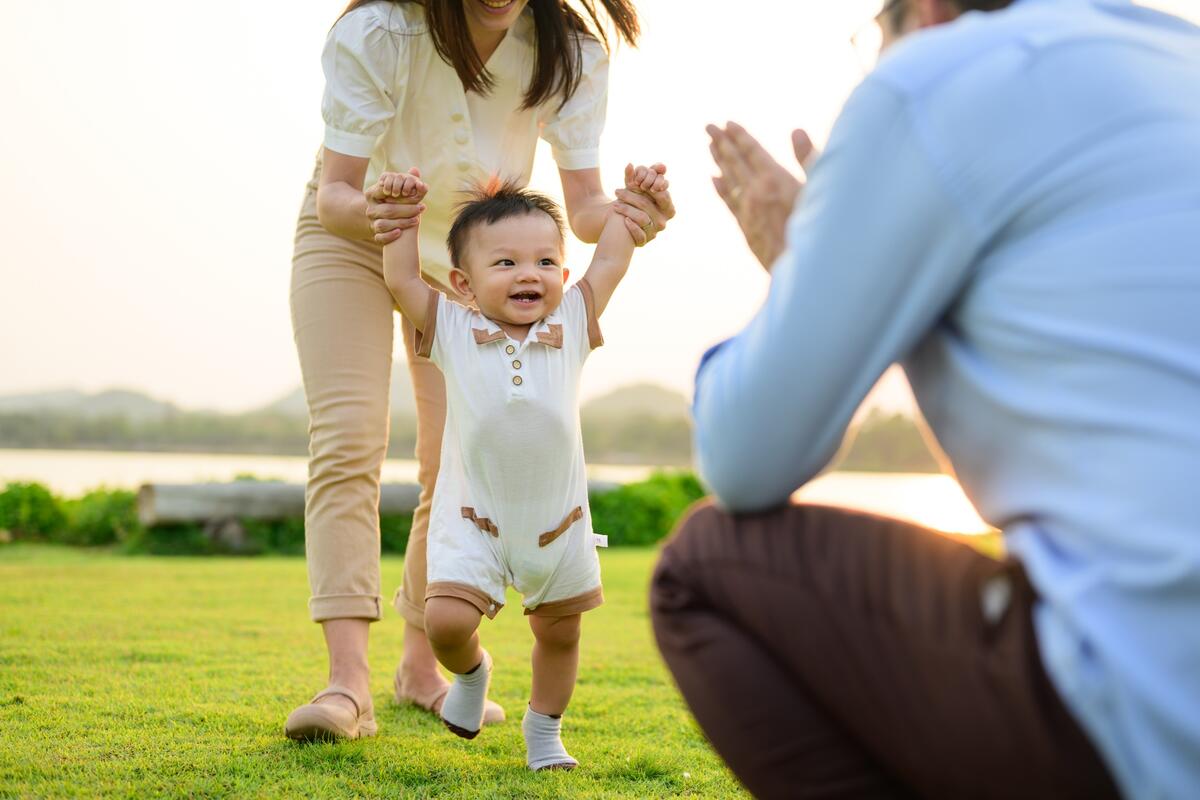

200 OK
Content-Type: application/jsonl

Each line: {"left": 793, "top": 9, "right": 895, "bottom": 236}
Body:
{"left": 509, "top": 291, "right": 542, "bottom": 305}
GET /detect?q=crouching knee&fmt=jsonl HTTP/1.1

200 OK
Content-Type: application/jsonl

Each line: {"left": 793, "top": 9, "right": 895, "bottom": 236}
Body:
{"left": 652, "top": 498, "right": 727, "bottom": 587}
{"left": 649, "top": 499, "right": 733, "bottom": 633}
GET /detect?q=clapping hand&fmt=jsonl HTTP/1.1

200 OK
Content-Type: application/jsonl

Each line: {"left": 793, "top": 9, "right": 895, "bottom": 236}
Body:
{"left": 707, "top": 123, "right": 816, "bottom": 271}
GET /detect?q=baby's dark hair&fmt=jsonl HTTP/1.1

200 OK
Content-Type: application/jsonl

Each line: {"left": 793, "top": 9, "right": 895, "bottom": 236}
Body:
{"left": 447, "top": 179, "right": 566, "bottom": 269}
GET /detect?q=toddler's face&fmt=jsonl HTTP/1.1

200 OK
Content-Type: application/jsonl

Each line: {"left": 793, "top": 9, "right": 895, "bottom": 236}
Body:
{"left": 452, "top": 212, "right": 568, "bottom": 328}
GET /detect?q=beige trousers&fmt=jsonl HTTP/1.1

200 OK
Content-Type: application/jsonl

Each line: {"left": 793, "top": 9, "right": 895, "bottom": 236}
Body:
{"left": 289, "top": 169, "right": 449, "bottom": 625}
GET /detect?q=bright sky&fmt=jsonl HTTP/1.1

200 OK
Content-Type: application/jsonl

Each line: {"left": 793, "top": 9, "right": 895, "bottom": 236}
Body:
{"left": 1, "top": 0, "right": 1195, "bottom": 413}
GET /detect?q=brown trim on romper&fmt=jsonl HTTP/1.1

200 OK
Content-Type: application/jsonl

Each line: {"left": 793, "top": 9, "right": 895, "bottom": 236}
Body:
{"left": 535, "top": 324, "right": 563, "bottom": 349}
{"left": 461, "top": 506, "right": 500, "bottom": 537}
{"left": 414, "top": 290, "right": 440, "bottom": 359}
{"left": 538, "top": 506, "right": 583, "bottom": 547}
{"left": 426, "top": 581, "right": 504, "bottom": 619}
{"left": 577, "top": 278, "right": 605, "bottom": 349}
{"left": 526, "top": 586, "right": 604, "bottom": 617}
{"left": 472, "top": 328, "right": 505, "bottom": 345}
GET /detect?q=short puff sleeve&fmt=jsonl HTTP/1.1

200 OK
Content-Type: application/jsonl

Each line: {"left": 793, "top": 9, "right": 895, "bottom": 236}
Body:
{"left": 539, "top": 35, "right": 609, "bottom": 171}
{"left": 320, "top": 7, "right": 406, "bottom": 158}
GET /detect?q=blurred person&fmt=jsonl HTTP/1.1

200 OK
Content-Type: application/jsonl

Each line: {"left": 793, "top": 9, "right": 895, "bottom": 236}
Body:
{"left": 650, "top": 0, "right": 1200, "bottom": 797}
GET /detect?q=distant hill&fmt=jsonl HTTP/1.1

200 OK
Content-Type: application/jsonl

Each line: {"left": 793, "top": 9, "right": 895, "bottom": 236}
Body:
{"left": 0, "top": 388, "right": 179, "bottom": 421}
{"left": 582, "top": 383, "right": 689, "bottom": 420}
{"left": 0, "top": 382, "right": 940, "bottom": 472}
{"left": 0, "top": 375, "right": 682, "bottom": 423}
{"left": 262, "top": 372, "right": 687, "bottom": 423}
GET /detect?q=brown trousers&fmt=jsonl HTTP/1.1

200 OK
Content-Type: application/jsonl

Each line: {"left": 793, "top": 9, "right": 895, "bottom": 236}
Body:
{"left": 289, "top": 171, "right": 448, "bottom": 625}
{"left": 649, "top": 501, "right": 1120, "bottom": 800}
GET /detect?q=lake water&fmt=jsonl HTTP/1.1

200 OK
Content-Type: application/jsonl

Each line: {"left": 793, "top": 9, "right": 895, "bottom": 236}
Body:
{"left": 0, "top": 448, "right": 993, "bottom": 535}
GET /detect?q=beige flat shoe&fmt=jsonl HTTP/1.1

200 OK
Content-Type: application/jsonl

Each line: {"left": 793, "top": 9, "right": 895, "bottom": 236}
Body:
{"left": 285, "top": 685, "right": 377, "bottom": 742}
{"left": 393, "top": 667, "right": 506, "bottom": 724}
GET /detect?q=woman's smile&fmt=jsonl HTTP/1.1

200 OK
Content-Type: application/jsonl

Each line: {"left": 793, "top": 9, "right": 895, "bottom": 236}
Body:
{"left": 477, "top": 0, "right": 518, "bottom": 15}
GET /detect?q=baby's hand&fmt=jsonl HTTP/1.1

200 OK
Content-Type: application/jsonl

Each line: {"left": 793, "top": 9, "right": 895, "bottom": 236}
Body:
{"left": 371, "top": 168, "right": 428, "bottom": 205}
{"left": 624, "top": 163, "right": 668, "bottom": 196}
{"left": 367, "top": 167, "right": 428, "bottom": 243}
{"left": 616, "top": 163, "right": 670, "bottom": 245}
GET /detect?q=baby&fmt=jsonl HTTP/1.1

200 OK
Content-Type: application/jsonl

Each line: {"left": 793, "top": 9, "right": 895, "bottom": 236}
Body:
{"left": 376, "top": 165, "right": 667, "bottom": 771}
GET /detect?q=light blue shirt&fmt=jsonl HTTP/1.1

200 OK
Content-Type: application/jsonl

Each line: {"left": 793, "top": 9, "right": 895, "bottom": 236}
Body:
{"left": 692, "top": 1, "right": 1200, "bottom": 796}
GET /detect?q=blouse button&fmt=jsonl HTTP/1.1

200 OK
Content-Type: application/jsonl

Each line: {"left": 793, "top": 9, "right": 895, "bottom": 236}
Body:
{"left": 512, "top": 360, "right": 522, "bottom": 369}
{"left": 512, "top": 376, "right": 523, "bottom": 386}
{"left": 505, "top": 344, "right": 515, "bottom": 355}
{"left": 451, "top": 111, "right": 464, "bottom": 122}
{"left": 457, "top": 159, "right": 471, "bottom": 172}
{"left": 454, "top": 130, "right": 469, "bottom": 145}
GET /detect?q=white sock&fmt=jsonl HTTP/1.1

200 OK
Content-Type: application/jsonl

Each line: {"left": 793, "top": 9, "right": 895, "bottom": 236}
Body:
{"left": 441, "top": 650, "right": 492, "bottom": 739}
{"left": 523, "top": 705, "right": 578, "bottom": 771}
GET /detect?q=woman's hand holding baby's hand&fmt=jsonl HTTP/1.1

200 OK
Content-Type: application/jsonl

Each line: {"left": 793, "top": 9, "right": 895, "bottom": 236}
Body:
{"left": 365, "top": 167, "right": 427, "bottom": 245}
{"left": 613, "top": 163, "right": 675, "bottom": 246}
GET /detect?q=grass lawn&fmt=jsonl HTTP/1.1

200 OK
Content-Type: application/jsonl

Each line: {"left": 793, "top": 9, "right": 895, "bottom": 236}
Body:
{"left": 0, "top": 545, "right": 744, "bottom": 799}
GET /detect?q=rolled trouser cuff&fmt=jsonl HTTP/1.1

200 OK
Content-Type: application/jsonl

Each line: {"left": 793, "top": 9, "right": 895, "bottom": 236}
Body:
{"left": 392, "top": 586, "right": 427, "bottom": 628}
{"left": 309, "top": 593, "right": 383, "bottom": 622}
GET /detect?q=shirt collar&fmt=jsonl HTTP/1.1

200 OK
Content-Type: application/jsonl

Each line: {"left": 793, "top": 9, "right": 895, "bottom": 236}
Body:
{"left": 471, "top": 308, "right": 563, "bottom": 350}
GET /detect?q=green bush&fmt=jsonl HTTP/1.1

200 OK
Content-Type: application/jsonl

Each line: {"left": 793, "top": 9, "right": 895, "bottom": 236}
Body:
{"left": 60, "top": 488, "right": 141, "bottom": 546}
{"left": 237, "top": 513, "right": 412, "bottom": 556}
{"left": 0, "top": 482, "right": 67, "bottom": 541}
{"left": 589, "top": 470, "right": 707, "bottom": 546}
{"left": 380, "top": 513, "right": 413, "bottom": 554}
{"left": 6, "top": 472, "right": 705, "bottom": 554}
{"left": 122, "top": 522, "right": 213, "bottom": 555}
{"left": 242, "top": 517, "right": 304, "bottom": 556}
{"left": 0, "top": 482, "right": 147, "bottom": 548}
{"left": 118, "top": 512, "right": 415, "bottom": 557}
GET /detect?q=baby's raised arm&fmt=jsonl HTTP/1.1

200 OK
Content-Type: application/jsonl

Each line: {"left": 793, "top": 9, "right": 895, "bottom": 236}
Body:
{"left": 583, "top": 164, "right": 668, "bottom": 317}
{"left": 378, "top": 169, "right": 435, "bottom": 332}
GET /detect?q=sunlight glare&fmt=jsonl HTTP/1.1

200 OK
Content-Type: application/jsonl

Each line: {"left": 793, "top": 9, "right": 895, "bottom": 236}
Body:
{"left": 794, "top": 472, "right": 994, "bottom": 535}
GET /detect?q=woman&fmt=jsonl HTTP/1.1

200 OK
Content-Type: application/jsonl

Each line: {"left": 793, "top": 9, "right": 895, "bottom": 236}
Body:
{"left": 285, "top": 0, "right": 674, "bottom": 740}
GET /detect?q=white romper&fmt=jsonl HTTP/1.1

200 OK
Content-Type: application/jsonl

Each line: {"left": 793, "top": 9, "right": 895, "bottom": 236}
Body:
{"left": 419, "top": 280, "right": 606, "bottom": 618}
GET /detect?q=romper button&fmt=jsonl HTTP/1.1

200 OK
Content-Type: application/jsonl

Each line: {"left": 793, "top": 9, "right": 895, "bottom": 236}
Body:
{"left": 457, "top": 159, "right": 471, "bottom": 172}
{"left": 505, "top": 344, "right": 515, "bottom": 355}
{"left": 512, "top": 359, "right": 522, "bottom": 369}
{"left": 512, "top": 376, "right": 523, "bottom": 386}
{"left": 455, "top": 130, "right": 469, "bottom": 145}
{"left": 451, "top": 112, "right": 464, "bottom": 122}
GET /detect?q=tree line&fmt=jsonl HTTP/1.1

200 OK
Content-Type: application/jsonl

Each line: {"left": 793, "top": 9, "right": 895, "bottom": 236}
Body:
{"left": 0, "top": 409, "right": 940, "bottom": 472}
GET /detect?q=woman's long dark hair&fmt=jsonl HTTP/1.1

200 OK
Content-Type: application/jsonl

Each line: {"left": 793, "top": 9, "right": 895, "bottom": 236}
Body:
{"left": 337, "top": 0, "right": 640, "bottom": 111}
